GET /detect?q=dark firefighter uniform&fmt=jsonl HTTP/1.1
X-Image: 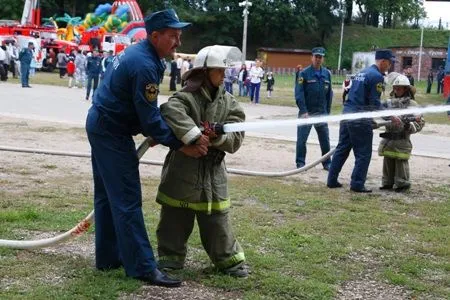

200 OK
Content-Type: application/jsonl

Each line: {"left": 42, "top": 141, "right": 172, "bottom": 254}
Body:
{"left": 19, "top": 43, "right": 33, "bottom": 87}
{"left": 85, "top": 39, "right": 183, "bottom": 278}
{"left": 295, "top": 48, "right": 333, "bottom": 169}
{"left": 327, "top": 49, "right": 394, "bottom": 192}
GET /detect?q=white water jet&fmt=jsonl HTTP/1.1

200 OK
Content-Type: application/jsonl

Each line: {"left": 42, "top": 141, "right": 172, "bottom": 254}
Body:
{"left": 224, "top": 105, "right": 450, "bottom": 133}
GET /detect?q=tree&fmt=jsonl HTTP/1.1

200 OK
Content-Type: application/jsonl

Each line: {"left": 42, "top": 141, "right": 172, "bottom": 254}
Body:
{"left": 0, "top": 0, "right": 23, "bottom": 20}
{"left": 344, "top": 0, "right": 353, "bottom": 25}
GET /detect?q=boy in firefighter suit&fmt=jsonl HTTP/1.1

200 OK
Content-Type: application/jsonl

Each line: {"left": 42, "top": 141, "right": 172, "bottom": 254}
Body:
{"left": 378, "top": 74, "right": 425, "bottom": 192}
{"left": 156, "top": 45, "right": 248, "bottom": 278}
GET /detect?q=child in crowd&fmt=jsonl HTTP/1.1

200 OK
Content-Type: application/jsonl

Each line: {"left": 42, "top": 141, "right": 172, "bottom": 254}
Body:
{"left": 67, "top": 58, "right": 75, "bottom": 88}
{"left": 264, "top": 71, "right": 275, "bottom": 98}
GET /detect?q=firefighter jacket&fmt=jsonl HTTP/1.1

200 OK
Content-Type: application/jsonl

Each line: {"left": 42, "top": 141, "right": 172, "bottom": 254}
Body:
{"left": 378, "top": 97, "right": 425, "bottom": 160}
{"left": 157, "top": 85, "right": 245, "bottom": 214}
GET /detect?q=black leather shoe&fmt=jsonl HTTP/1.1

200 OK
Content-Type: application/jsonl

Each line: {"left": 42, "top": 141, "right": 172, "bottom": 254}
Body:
{"left": 327, "top": 182, "right": 343, "bottom": 188}
{"left": 394, "top": 185, "right": 410, "bottom": 193}
{"left": 136, "top": 268, "right": 182, "bottom": 287}
{"left": 379, "top": 185, "right": 393, "bottom": 190}
{"left": 351, "top": 187, "right": 372, "bottom": 193}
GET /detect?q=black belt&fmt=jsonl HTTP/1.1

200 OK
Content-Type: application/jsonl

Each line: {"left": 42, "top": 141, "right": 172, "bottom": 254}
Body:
{"left": 380, "top": 132, "right": 406, "bottom": 140}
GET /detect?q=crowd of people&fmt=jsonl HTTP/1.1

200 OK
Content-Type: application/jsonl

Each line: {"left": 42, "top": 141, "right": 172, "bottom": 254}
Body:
{"left": 168, "top": 54, "right": 276, "bottom": 103}
{"left": 0, "top": 41, "right": 19, "bottom": 81}
{"left": 0, "top": 41, "right": 116, "bottom": 100}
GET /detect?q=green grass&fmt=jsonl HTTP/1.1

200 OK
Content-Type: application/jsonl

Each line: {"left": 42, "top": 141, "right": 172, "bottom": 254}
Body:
{"left": 1, "top": 164, "right": 449, "bottom": 299}
{"left": 324, "top": 25, "right": 450, "bottom": 70}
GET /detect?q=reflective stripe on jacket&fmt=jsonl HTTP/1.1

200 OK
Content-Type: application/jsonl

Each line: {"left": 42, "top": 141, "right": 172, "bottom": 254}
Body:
{"left": 158, "top": 85, "right": 245, "bottom": 214}
{"left": 378, "top": 97, "right": 425, "bottom": 160}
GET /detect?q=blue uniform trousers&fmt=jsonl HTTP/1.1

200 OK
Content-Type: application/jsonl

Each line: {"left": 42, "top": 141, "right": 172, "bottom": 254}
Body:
{"left": 296, "top": 121, "right": 331, "bottom": 168}
{"left": 86, "top": 116, "right": 157, "bottom": 277}
{"left": 20, "top": 64, "right": 30, "bottom": 87}
{"left": 86, "top": 74, "right": 99, "bottom": 100}
{"left": 327, "top": 120, "right": 373, "bottom": 190}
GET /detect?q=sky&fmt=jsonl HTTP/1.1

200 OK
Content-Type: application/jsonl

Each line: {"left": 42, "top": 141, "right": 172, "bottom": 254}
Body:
{"left": 423, "top": 1, "right": 450, "bottom": 27}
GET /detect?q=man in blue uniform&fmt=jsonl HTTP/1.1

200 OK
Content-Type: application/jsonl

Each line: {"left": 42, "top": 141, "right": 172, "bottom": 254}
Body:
{"left": 85, "top": 49, "right": 102, "bottom": 101}
{"left": 85, "top": 9, "right": 207, "bottom": 287}
{"left": 327, "top": 49, "right": 395, "bottom": 193}
{"left": 18, "top": 42, "right": 34, "bottom": 88}
{"left": 295, "top": 47, "right": 333, "bottom": 169}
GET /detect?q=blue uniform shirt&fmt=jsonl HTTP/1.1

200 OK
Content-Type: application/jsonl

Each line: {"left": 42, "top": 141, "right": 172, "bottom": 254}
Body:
{"left": 91, "top": 40, "right": 182, "bottom": 149}
{"left": 344, "top": 64, "right": 384, "bottom": 113}
{"left": 295, "top": 65, "right": 332, "bottom": 115}
{"left": 86, "top": 56, "right": 102, "bottom": 76}
{"left": 19, "top": 48, "right": 33, "bottom": 65}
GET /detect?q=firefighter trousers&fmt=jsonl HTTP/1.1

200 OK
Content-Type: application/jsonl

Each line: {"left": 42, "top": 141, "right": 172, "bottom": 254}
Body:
{"left": 382, "top": 157, "right": 410, "bottom": 188}
{"left": 156, "top": 205, "right": 245, "bottom": 271}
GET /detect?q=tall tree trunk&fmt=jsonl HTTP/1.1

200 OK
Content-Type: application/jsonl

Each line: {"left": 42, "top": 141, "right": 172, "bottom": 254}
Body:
{"left": 344, "top": 0, "right": 352, "bottom": 25}
{"left": 72, "top": 0, "right": 77, "bottom": 17}
{"left": 371, "top": 12, "right": 379, "bottom": 28}
{"left": 386, "top": 12, "right": 392, "bottom": 28}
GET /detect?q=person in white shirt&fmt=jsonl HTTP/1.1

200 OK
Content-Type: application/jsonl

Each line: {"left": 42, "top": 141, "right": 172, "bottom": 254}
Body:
{"left": 7, "top": 42, "right": 18, "bottom": 78}
{"left": 176, "top": 55, "right": 182, "bottom": 84}
{"left": 180, "top": 58, "right": 190, "bottom": 86}
{"left": 0, "top": 46, "right": 7, "bottom": 81}
{"left": 249, "top": 59, "right": 264, "bottom": 104}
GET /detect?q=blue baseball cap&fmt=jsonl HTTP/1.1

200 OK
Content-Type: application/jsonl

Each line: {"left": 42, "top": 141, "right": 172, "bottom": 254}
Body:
{"left": 144, "top": 9, "right": 191, "bottom": 34}
{"left": 375, "top": 49, "right": 394, "bottom": 61}
{"left": 312, "top": 47, "right": 326, "bottom": 56}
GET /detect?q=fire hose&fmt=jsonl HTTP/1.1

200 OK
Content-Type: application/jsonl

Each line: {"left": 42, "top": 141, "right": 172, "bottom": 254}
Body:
{"left": 0, "top": 137, "right": 334, "bottom": 249}
{"left": 2, "top": 104, "right": 448, "bottom": 249}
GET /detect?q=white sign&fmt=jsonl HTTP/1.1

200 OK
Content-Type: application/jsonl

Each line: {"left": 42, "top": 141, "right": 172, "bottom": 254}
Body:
{"left": 352, "top": 52, "right": 375, "bottom": 75}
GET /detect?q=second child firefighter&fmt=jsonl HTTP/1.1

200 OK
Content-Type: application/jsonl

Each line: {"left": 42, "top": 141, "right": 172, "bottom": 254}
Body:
{"left": 155, "top": 45, "right": 249, "bottom": 278}
{"left": 378, "top": 74, "right": 425, "bottom": 192}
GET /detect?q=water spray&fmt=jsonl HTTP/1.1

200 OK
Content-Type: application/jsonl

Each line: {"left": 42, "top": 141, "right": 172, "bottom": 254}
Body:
{"left": 224, "top": 105, "right": 450, "bottom": 133}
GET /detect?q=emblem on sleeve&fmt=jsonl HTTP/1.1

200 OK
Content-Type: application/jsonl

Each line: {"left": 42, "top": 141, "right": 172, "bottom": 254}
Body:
{"left": 145, "top": 83, "right": 159, "bottom": 102}
{"left": 376, "top": 82, "right": 383, "bottom": 94}
{"left": 298, "top": 77, "right": 304, "bottom": 85}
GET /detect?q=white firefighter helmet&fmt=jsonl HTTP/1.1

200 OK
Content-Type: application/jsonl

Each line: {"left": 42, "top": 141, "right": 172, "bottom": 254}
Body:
{"left": 392, "top": 74, "right": 411, "bottom": 86}
{"left": 182, "top": 45, "right": 242, "bottom": 80}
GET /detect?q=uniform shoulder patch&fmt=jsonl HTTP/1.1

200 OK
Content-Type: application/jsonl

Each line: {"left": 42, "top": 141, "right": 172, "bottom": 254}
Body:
{"left": 298, "top": 77, "right": 304, "bottom": 85}
{"left": 376, "top": 82, "right": 383, "bottom": 94}
{"left": 145, "top": 83, "right": 159, "bottom": 102}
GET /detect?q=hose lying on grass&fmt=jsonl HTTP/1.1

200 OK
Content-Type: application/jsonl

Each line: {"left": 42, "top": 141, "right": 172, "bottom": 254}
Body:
{"left": 0, "top": 138, "right": 335, "bottom": 249}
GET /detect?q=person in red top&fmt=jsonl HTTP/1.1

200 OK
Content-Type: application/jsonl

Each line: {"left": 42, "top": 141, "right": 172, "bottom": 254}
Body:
{"left": 67, "top": 57, "right": 75, "bottom": 88}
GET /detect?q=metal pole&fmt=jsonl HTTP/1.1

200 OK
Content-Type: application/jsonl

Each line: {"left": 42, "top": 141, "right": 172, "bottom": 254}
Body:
{"left": 418, "top": 25, "right": 424, "bottom": 81}
{"left": 337, "top": 1, "right": 344, "bottom": 70}
{"left": 242, "top": 8, "right": 248, "bottom": 62}
{"left": 239, "top": 1, "right": 252, "bottom": 63}
{"left": 337, "top": 17, "right": 344, "bottom": 70}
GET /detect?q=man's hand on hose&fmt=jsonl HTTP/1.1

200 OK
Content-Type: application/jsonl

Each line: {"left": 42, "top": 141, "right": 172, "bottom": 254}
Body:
{"left": 195, "top": 134, "right": 210, "bottom": 146}
{"left": 180, "top": 144, "right": 208, "bottom": 158}
{"left": 300, "top": 112, "right": 309, "bottom": 118}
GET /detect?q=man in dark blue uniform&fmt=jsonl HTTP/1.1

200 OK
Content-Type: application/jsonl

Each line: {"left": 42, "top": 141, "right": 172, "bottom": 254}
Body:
{"left": 327, "top": 49, "right": 395, "bottom": 193}
{"left": 295, "top": 47, "right": 333, "bottom": 169}
{"left": 18, "top": 42, "right": 34, "bottom": 88}
{"left": 85, "top": 49, "right": 102, "bottom": 101}
{"left": 85, "top": 9, "right": 208, "bottom": 287}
